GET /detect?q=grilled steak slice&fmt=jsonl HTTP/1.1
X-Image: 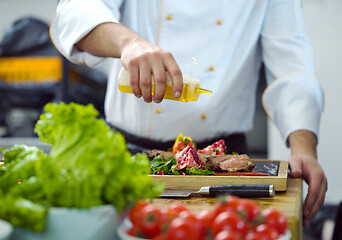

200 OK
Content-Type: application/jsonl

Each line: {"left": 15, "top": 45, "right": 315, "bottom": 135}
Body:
{"left": 208, "top": 154, "right": 255, "bottom": 172}
{"left": 144, "top": 150, "right": 255, "bottom": 173}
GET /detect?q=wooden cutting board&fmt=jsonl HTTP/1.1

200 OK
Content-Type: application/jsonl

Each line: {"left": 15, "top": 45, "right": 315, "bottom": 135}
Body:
{"left": 150, "top": 159, "right": 288, "bottom": 191}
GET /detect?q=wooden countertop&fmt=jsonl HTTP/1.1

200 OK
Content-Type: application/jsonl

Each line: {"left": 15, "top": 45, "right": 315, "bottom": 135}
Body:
{"left": 152, "top": 177, "right": 303, "bottom": 240}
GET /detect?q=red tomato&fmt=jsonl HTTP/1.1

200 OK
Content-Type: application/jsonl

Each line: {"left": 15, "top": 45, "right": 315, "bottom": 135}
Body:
{"left": 214, "top": 195, "right": 244, "bottom": 216}
{"left": 167, "top": 203, "right": 190, "bottom": 215}
{"left": 163, "top": 208, "right": 179, "bottom": 221}
{"left": 159, "top": 208, "right": 178, "bottom": 235}
{"left": 262, "top": 208, "right": 287, "bottom": 234}
{"left": 244, "top": 232, "right": 268, "bottom": 240}
{"left": 127, "top": 225, "right": 143, "bottom": 238}
{"left": 165, "top": 217, "right": 198, "bottom": 240}
{"left": 197, "top": 209, "right": 216, "bottom": 229}
{"left": 138, "top": 205, "right": 162, "bottom": 239}
{"left": 178, "top": 210, "right": 196, "bottom": 219}
{"left": 152, "top": 235, "right": 166, "bottom": 240}
{"left": 212, "top": 211, "right": 248, "bottom": 236}
{"left": 129, "top": 201, "right": 149, "bottom": 226}
{"left": 238, "top": 199, "right": 260, "bottom": 220}
{"left": 214, "top": 230, "right": 243, "bottom": 240}
{"left": 172, "top": 141, "right": 186, "bottom": 153}
{"left": 179, "top": 211, "right": 205, "bottom": 238}
{"left": 255, "top": 224, "right": 280, "bottom": 240}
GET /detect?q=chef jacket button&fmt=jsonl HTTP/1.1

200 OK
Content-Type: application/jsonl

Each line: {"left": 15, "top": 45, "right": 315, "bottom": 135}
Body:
{"left": 201, "top": 113, "right": 206, "bottom": 119}
{"left": 216, "top": 19, "right": 222, "bottom": 25}
{"left": 156, "top": 108, "right": 162, "bottom": 114}
{"left": 209, "top": 66, "right": 215, "bottom": 71}
{"left": 166, "top": 14, "right": 172, "bottom": 20}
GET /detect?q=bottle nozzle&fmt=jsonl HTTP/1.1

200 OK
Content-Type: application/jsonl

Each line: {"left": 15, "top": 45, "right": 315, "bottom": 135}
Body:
{"left": 196, "top": 88, "right": 212, "bottom": 96}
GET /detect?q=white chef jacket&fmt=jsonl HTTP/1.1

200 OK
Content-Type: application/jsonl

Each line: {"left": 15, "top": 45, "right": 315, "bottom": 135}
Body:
{"left": 50, "top": 0, "right": 324, "bottom": 144}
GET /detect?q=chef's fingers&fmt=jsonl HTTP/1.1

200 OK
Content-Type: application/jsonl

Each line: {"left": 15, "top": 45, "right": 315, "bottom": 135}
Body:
{"left": 152, "top": 59, "right": 166, "bottom": 103}
{"left": 302, "top": 166, "right": 327, "bottom": 226}
{"left": 139, "top": 62, "right": 153, "bottom": 103}
{"left": 126, "top": 64, "right": 142, "bottom": 98}
{"left": 288, "top": 156, "right": 303, "bottom": 178}
{"left": 303, "top": 173, "right": 327, "bottom": 226}
{"left": 304, "top": 184, "right": 327, "bottom": 226}
{"left": 163, "top": 52, "right": 183, "bottom": 98}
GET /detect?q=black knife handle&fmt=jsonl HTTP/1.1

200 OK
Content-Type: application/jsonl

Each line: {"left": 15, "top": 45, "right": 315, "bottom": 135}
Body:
{"left": 209, "top": 184, "right": 274, "bottom": 198}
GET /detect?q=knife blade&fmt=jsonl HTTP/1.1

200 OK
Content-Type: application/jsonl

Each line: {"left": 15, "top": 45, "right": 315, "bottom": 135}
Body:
{"left": 160, "top": 184, "right": 275, "bottom": 198}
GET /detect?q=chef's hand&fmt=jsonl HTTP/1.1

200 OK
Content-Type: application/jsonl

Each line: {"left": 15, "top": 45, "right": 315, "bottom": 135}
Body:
{"left": 120, "top": 37, "right": 183, "bottom": 103}
{"left": 288, "top": 130, "right": 328, "bottom": 227}
{"left": 75, "top": 22, "right": 183, "bottom": 103}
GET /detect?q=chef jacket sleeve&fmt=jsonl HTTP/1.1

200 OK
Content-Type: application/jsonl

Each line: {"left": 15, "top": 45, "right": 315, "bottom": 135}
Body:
{"left": 50, "top": 0, "right": 123, "bottom": 67}
{"left": 261, "top": 0, "right": 324, "bottom": 146}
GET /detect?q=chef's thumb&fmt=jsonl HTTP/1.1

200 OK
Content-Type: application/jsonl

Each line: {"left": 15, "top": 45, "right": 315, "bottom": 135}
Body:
{"left": 288, "top": 157, "right": 303, "bottom": 178}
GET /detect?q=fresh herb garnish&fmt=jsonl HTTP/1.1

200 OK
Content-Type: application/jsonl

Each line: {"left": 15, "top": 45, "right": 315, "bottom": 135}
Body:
{"left": 150, "top": 156, "right": 215, "bottom": 176}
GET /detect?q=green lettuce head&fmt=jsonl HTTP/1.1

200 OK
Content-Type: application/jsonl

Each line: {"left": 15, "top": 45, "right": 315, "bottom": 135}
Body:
{"left": 0, "top": 102, "right": 163, "bottom": 232}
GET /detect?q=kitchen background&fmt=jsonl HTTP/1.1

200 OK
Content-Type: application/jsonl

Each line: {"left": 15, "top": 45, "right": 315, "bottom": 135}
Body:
{"left": 0, "top": 0, "right": 341, "bottom": 239}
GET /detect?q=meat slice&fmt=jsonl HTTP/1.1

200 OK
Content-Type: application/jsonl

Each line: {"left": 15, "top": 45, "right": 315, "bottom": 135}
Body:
{"left": 145, "top": 150, "right": 255, "bottom": 173}
{"left": 209, "top": 154, "right": 255, "bottom": 172}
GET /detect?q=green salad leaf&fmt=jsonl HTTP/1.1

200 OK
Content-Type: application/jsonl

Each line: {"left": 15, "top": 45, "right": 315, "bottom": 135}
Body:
{"left": 186, "top": 164, "right": 215, "bottom": 175}
{"left": 150, "top": 155, "right": 215, "bottom": 175}
{"left": 0, "top": 145, "right": 46, "bottom": 194}
{"left": 0, "top": 197, "right": 47, "bottom": 232}
{"left": 0, "top": 102, "right": 163, "bottom": 232}
{"left": 150, "top": 156, "right": 180, "bottom": 175}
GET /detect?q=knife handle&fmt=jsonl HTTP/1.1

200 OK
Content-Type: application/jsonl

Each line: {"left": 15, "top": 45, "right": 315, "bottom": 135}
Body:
{"left": 208, "top": 184, "right": 274, "bottom": 198}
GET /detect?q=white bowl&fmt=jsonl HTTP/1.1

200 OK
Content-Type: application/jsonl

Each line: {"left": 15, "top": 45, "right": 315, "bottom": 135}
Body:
{"left": 117, "top": 219, "right": 146, "bottom": 240}
{"left": 0, "top": 219, "right": 13, "bottom": 240}
{"left": 279, "top": 229, "right": 292, "bottom": 240}
{"left": 12, "top": 205, "right": 121, "bottom": 240}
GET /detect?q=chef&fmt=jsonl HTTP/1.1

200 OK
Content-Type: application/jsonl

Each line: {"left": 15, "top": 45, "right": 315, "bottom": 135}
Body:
{"left": 50, "top": 0, "right": 327, "bottom": 226}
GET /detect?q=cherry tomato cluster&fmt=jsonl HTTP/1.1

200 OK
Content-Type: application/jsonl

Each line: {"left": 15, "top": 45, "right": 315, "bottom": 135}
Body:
{"left": 126, "top": 195, "right": 287, "bottom": 240}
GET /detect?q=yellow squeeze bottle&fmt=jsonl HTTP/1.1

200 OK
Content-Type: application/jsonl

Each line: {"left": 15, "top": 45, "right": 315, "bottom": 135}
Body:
{"left": 118, "top": 67, "right": 212, "bottom": 102}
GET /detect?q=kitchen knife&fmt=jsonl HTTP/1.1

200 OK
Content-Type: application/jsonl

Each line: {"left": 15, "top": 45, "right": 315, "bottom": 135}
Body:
{"left": 160, "top": 184, "right": 275, "bottom": 198}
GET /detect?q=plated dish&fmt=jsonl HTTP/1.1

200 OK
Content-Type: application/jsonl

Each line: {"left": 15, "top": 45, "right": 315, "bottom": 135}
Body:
{"left": 146, "top": 134, "right": 288, "bottom": 191}
{"left": 147, "top": 134, "right": 259, "bottom": 176}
